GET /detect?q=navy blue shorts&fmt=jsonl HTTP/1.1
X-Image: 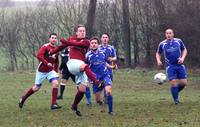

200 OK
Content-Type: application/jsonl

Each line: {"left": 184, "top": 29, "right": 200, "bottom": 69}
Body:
{"left": 166, "top": 65, "right": 187, "bottom": 81}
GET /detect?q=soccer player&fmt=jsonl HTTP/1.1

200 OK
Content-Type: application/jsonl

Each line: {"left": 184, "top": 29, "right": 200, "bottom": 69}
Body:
{"left": 57, "top": 48, "right": 75, "bottom": 99}
{"left": 156, "top": 29, "right": 188, "bottom": 105}
{"left": 99, "top": 33, "right": 117, "bottom": 81}
{"left": 99, "top": 33, "right": 117, "bottom": 103}
{"left": 57, "top": 48, "right": 92, "bottom": 106}
{"left": 50, "top": 24, "right": 104, "bottom": 116}
{"left": 86, "top": 37, "right": 114, "bottom": 115}
{"left": 19, "top": 33, "right": 62, "bottom": 110}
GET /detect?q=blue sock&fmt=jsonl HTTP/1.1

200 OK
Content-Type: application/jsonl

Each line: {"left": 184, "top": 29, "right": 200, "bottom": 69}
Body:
{"left": 170, "top": 86, "right": 179, "bottom": 102}
{"left": 85, "top": 87, "right": 91, "bottom": 104}
{"left": 107, "top": 95, "right": 113, "bottom": 113}
{"left": 177, "top": 84, "right": 185, "bottom": 92}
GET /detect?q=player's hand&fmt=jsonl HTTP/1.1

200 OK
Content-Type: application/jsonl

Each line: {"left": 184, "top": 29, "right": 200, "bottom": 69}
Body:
{"left": 47, "top": 63, "right": 53, "bottom": 67}
{"left": 157, "top": 60, "right": 163, "bottom": 66}
{"left": 178, "top": 57, "right": 184, "bottom": 64}
{"left": 108, "top": 57, "right": 114, "bottom": 62}
{"left": 60, "top": 37, "right": 68, "bottom": 44}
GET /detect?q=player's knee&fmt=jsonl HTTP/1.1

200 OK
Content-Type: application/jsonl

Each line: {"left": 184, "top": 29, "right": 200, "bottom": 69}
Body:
{"left": 32, "top": 85, "right": 40, "bottom": 91}
{"left": 52, "top": 80, "right": 59, "bottom": 88}
{"left": 180, "top": 79, "right": 187, "bottom": 86}
{"left": 61, "top": 79, "right": 67, "bottom": 84}
{"left": 78, "top": 84, "right": 86, "bottom": 92}
{"left": 170, "top": 80, "right": 177, "bottom": 86}
{"left": 80, "top": 64, "right": 87, "bottom": 71}
{"left": 105, "top": 87, "right": 112, "bottom": 96}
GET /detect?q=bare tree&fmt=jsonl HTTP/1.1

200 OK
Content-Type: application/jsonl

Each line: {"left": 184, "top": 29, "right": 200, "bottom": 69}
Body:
{"left": 86, "top": 0, "right": 97, "bottom": 37}
{"left": 122, "top": 0, "right": 131, "bottom": 66}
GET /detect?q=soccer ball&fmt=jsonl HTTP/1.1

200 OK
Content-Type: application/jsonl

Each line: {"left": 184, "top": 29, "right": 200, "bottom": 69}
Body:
{"left": 154, "top": 73, "right": 167, "bottom": 85}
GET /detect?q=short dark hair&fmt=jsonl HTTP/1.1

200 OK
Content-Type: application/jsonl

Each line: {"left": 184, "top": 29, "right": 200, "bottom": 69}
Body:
{"left": 90, "top": 36, "right": 100, "bottom": 44}
{"left": 100, "top": 33, "right": 110, "bottom": 38}
{"left": 74, "top": 24, "right": 85, "bottom": 32}
{"left": 49, "top": 33, "right": 57, "bottom": 38}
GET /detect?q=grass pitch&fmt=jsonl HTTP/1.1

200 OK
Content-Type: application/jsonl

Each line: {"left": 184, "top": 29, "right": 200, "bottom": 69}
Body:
{"left": 0, "top": 69, "right": 200, "bottom": 127}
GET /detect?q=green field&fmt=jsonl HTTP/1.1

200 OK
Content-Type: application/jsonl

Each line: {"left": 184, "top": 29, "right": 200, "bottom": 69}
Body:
{"left": 0, "top": 69, "right": 200, "bottom": 127}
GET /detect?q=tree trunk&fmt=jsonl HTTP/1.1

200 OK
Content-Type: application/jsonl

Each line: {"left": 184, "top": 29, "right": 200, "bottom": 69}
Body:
{"left": 122, "top": 0, "right": 131, "bottom": 67}
{"left": 86, "top": 0, "right": 97, "bottom": 37}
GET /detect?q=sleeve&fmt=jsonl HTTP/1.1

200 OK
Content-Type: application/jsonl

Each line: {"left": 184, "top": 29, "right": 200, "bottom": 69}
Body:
{"left": 49, "top": 43, "right": 67, "bottom": 55}
{"left": 111, "top": 46, "right": 117, "bottom": 58}
{"left": 179, "top": 39, "right": 186, "bottom": 50}
{"left": 36, "top": 45, "right": 49, "bottom": 65}
{"left": 54, "top": 54, "right": 59, "bottom": 72}
{"left": 61, "top": 37, "right": 90, "bottom": 48}
{"left": 157, "top": 42, "right": 163, "bottom": 54}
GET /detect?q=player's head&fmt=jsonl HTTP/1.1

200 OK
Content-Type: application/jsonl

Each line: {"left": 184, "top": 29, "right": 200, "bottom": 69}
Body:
{"left": 90, "top": 37, "right": 99, "bottom": 51}
{"left": 100, "top": 33, "right": 110, "bottom": 45}
{"left": 74, "top": 24, "right": 86, "bottom": 39}
{"left": 165, "top": 29, "right": 174, "bottom": 40}
{"left": 49, "top": 33, "right": 57, "bottom": 45}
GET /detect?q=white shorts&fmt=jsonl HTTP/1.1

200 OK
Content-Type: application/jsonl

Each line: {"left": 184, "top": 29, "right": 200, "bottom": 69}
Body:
{"left": 67, "top": 59, "right": 88, "bottom": 86}
{"left": 34, "top": 70, "right": 59, "bottom": 86}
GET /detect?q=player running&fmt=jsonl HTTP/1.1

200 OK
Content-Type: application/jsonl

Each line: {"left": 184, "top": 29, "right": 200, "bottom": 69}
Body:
{"left": 86, "top": 37, "right": 114, "bottom": 115}
{"left": 50, "top": 24, "right": 104, "bottom": 116}
{"left": 156, "top": 29, "right": 188, "bottom": 105}
{"left": 57, "top": 48, "right": 75, "bottom": 99}
{"left": 19, "top": 33, "right": 62, "bottom": 110}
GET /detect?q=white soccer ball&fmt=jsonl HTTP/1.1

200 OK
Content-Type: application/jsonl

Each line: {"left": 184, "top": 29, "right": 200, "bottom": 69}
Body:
{"left": 154, "top": 73, "right": 167, "bottom": 85}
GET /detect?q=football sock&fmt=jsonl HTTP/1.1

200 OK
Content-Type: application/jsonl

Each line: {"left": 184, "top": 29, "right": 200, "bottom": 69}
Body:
{"left": 170, "top": 86, "right": 179, "bottom": 102}
{"left": 22, "top": 87, "right": 34, "bottom": 102}
{"left": 52, "top": 88, "right": 58, "bottom": 105}
{"left": 107, "top": 95, "right": 113, "bottom": 113}
{"left": 85, "top": 87, "right": 91, "bottom": 104}
{"left": 60, "top": 84, "right": 66, "bottom": 97}
{"left": 84, "top": 65, "right": 99, "bottom": 85}
{"left": 177, "top": 84, "right": 185, "bottom": 92}
{"left": 72, "top": 90, "right": 85, "bottom": 110}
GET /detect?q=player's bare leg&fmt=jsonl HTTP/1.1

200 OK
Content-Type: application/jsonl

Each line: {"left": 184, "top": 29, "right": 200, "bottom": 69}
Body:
{"left": 57, "top": 79, "right": 67, "bottom": 99}
{"left": 71, "top": 84, "right": 86, "bottom": 116}
{"left": 51, "top": 79, "right": 62, "bottom": 110}
{"left": 170, "top": 79, "right": 179, "bottom": 105}
{"left": 105, "top": 85, "right": 114, "bottom": 115}
{"left": 19, "top": 85, "right": 40, "bottom": 109}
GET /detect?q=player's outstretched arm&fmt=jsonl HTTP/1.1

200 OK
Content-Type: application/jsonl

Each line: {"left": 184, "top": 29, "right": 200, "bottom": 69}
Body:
{"left": 49, "top": 44, "right": 67, "bottom": 55}
{"left": 60, "top": 37, "right": 90, "bottom": 48}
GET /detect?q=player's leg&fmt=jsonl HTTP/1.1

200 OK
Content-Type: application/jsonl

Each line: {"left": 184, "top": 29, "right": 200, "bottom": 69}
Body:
{"left": 71, "top": 72, "right": 87, "bottom": 116}
{"left": 19, "top": 71, "right": 45, "bottom": 108}
{"left": 67, "top": 59, "right": 99, "bottom": 85}
{"left": 177, "top": 65, "right": 187, "bottom": 92}
{"left": 57, "top": 69, "right": 71, "bottom": 99}
{"left": 167, "top": 66, "right": 179, "bottom": 105}
{"left": 85, "top": 82, "right": 92, "bottom": 106}
{"left": 57, "top": 78, "right": 67, "bottom": 99}
{"left": 104, "top": 76, "right": 113, "bottom": 114}
{"left": 92, "top": 83, "right": 103, "bottom": 104}
{"left": 80, "top": 63, "right": 99, "bottom": 85}
{"left": 47, "top": 71, "right": 61, "bottom": 109}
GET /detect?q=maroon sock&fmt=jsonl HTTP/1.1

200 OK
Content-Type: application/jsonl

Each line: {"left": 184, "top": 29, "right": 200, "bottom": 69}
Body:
{"left": 84, "top": 65, "right": 99, "bottom": 85}
{"left": 72, "top": 91, "right": 85, "bottom": 110}
{"left": 52, "top": 88, "right": 58, "bottom": 105}
{"left": 22, "top": 87, "right": 35, "bottom": 102}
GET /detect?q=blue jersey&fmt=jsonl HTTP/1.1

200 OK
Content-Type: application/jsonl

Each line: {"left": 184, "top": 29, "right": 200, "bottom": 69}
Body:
{"left": 86, "top": 50, "right": 109, "bottom": 78}
{"left": 157, "top": 38, "right": 186, "bottom": 66}
{"left": 99, "top": 44, "right": 117, "bottom": 75}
